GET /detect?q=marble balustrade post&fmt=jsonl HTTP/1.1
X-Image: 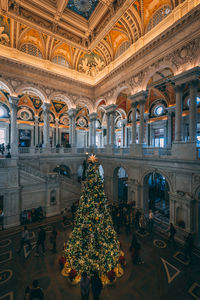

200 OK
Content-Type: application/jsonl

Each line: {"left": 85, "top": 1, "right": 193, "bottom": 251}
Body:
{"left": 9, "top": 96, "right": 19, "bottom": 156}
{"left": 42, "top": 103, "right": 51, "bottom": 148}
{"left": 175, "top": 85, "right": 183, "bottom": 142}
{"left": 189, "top": 80, "right": 198, "bottom": 142}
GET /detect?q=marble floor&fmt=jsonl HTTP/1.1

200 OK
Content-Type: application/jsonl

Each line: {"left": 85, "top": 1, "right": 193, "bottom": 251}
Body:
{"left": 0, "top": 217, "right": 200, "bottom": 300}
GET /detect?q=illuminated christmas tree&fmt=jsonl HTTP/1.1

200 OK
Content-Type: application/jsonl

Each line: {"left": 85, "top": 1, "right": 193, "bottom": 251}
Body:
{"left": 62, "top": 155, "right": 123, "bottom": 284}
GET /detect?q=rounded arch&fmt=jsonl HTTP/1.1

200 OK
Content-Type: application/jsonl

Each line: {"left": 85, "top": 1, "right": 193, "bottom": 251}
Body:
{"left": 113, "top": 83, "right": 133, "bottom": 103}
{"left": 49, "top": 92, "right": 74, "bottom": 109}
{"left": 142, "top": 65, "right": 176, "bottom": 91}
{"left": 95, "top": 98, "right": 106, "bottom": 111}
{"left": 141, "top": 169, "right": 173, "bottom": 192}
{"left": 53, "top": 164, "right": 71, "bottom": 178}
{"left": 15, "top": 85, "right": 47, "bottom": 102}
{"left": 0, "top": 79, "right": 14, "bottom": 95}
{"left": 75, "top": 97, "right": 94, "bottom": 114}
{"left": 113, "top": 166, "right": 129, "bottom": 204}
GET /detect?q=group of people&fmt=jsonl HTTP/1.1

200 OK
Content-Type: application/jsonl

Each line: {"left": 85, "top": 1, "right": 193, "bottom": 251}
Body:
{"left": 24, "top": 280, "right": 44, "bottom": 300}
{"left": 20, "top": 207, "right": 45, "bottom": 225}
{"left": 110, "top": 203, "right": 154, "bottom": 235}
{"left": 17, "top": 225, "right": 58, "bottom": 256}
{"left": 80, "top": 271, "right": 103, "bottom": 300}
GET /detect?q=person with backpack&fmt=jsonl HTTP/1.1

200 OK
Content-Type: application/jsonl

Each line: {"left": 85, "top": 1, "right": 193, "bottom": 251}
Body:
{"left": 91, "top": 271, "right": 103, "bottom": 300}
{"left": 30, "top": 280, "right": 44, "bottom": 300}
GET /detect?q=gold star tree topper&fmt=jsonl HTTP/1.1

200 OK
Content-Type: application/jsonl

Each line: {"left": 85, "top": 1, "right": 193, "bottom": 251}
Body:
{"left": 88, "top": 154, "right": 98, "bottom": 163}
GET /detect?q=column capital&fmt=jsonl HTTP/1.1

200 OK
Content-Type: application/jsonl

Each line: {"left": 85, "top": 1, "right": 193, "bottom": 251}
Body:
{"left": 55, "top": 118, "right": 59, "bottom": 125}
{"left": 129, "top": 90, "right": 147, "bottom": 103}
{"left": 9, "top": 96, "right": 19, "bottom": 107}
{"left": 42, "top": 102, "right": 51, "bottom": 112}
{"left": 89, "top": 112, "right": 98, "bottom": 121}
{"left": 68, "top": 108, "right": 77, "bottom": 118}
{"left": 34, "top": 115, "right": 39, "bottom": 121}
{"left": 131, "top": 101, "right": 138, "bottom": 109}
{"left": 188, "top": 79, "right": 199, "bottom": 89}
{"left": 105, "top": 104, "right": 117, "bottom": 114}
{"left": 174, "top": 85, "right": 183, "bottom": 93}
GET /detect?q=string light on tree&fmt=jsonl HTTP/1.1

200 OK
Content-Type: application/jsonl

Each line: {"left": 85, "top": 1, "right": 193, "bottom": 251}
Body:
{"left": 62, "top": 155, "right": 125, "bottom": 285}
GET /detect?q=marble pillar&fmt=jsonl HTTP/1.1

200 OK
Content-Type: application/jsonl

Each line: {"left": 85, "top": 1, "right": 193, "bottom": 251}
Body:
{"left": 89, "top": 113, "right": 97, "bottom": 147}
{"left": 106, "top": 113, "right": 110, "bottom": 146}
{"left": 110, "top": 111, "right": 115, "bottom": 147}
{"left": 139, "top": 101, "right": 145, "bottom": 144}
{"left": 175, "top": 85, "right": 183, "bottom": 142}
{"left": 34, "top": 115, "right": 39, "bottom": 146}
{"left": 189, "top": 80, "right": 198, "bottom": 142}
{"left": 68, "top": 108, "right": 77, "bottom": 148}
{"left": 9, "top": 96, "right": 19, "bottom": 156}
{"left": 42, "top": 102, "right": 51, "bottom": 148}
{"left": 55, "top": 118, "right": 59, "bottom": 146}
{"left": 131, "top": 102, "right": 137, "bottom": 145}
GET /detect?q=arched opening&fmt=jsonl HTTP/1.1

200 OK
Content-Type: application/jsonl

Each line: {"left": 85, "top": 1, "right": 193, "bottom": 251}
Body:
{"left": 113, "top": 167, "right": 128, "bottom": 204}
{"left": 53, "top": 165, "right": 71, "bottom": 178}
{"left": 77, "top": 165, "right": 84, "bottom": 182}
{"left": 144, "top": 172, "right": 170, "bottom": 224}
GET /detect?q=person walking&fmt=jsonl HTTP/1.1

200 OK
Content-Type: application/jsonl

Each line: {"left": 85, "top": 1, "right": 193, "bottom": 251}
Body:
{"left": 17, "top": 226, "right": 32, "bottom": 254}
{"left": 91, "top": 271, "right": 103, "bottom": 300}
{"left": 167, "top": 223, "right": 176, "bottom": 248}
{"left": 50, "top": 226, "right": 57, "bottom": 253}
{"left": 184, "top": 233, "right": 194, "bottom": 262}
{"left": 30, "top": 280, "right": 44, "bottom": 300}
{"left": 35, "top": 227, "right": 46, "bottom": 256}
{"left": 80, "top": 272, "right": 90, "bottom": 300}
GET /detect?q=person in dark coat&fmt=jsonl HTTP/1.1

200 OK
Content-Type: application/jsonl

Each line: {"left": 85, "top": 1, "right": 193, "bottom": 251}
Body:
{"left": 167, "top": 223, "right": 176, "bottom": 248}
{"left": 184, "top": 233, "right": 194, "bottom": 262}
{"left": 91, "top": 271, "right": 103, "bottom": 300}
{"left": 30, "top": 280, "right": 44, "bottom": 300}
{"left": 35, "top": 227, "right": 46, "bottom": 256}
{"left": 80, "top": 272, "right": 90, "bottom": 300}
{"left": 50, "top": 226, "right": 57, "bottom": 253}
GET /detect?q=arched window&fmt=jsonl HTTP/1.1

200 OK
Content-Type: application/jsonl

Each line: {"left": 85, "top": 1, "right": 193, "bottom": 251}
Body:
{"left": 115, "top": 41, "right": 130, "bottom": 59}
{"left": 20, "top": 43, "right": 43, "bottom": 58}
{"left": 52, "top": 56, "right": 70, "bottom": 68}
{"left": 146, "top": 5, "right": 172, "bottom": 32}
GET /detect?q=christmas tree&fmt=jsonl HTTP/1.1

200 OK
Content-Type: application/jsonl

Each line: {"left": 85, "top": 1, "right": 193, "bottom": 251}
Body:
{"left": 62, "top": 155, "right": 123, "bottom": 284}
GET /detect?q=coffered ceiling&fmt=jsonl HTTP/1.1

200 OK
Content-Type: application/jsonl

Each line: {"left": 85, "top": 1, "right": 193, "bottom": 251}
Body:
{"left": 0, "top": 0, "right": 194, "bottom": 81}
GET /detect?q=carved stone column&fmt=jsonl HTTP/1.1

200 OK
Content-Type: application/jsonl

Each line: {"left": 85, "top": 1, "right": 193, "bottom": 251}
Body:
{"left": 139, "top": 100, "right": 145, "bottom": 144}
{"left": 189, "top": 80, "right": 198, "bottom": 142}
{"left": 68, "top": 108, "right": 77, "bottom": 148}
{"left": 55, "top": 118, "right": 59, "bottom": 145}
{"left": 34, "top": 115, "right": 39, "bottom": 146}
{"left": 42, "top": 102, "right": 51, "bottom": 148}
{"left": 89, "top": 112, "right": 97, "bottom": 147}
{"left": 175, "top": 85, "right": 183, "bottom": 142}
{"left": 131, "top": 102, "right": 138, "bottom": 145}
{"left": 9, "top": 96, "right": 19, "bottom": 156}
{"left": 106, "top": 112, "right": 110, "bottom": 146}
{"left": 110, "top": 111, "right": 115, "bottom": 147}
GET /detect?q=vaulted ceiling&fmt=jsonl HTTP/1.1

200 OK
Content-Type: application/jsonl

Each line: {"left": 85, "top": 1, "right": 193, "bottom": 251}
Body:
{"left": 0, "top": 0, "right": 184, "bottom": 78}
